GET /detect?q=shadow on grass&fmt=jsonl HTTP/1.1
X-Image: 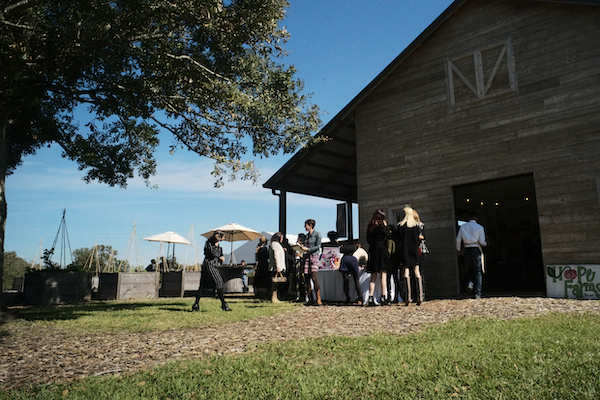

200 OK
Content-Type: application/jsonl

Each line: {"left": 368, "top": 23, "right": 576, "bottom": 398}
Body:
{"left": 13, "top": 301, "right": 190, "bottom": 322}
{"left": 11, "top": 297, "right": 284, "bottom": 322}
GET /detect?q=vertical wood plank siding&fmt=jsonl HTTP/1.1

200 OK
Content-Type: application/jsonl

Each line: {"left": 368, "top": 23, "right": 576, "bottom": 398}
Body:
{"left": 354, "top": 0, "right": 600, "bottom": 297}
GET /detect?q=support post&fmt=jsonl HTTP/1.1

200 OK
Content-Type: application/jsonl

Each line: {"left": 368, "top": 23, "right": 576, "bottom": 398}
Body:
{"left": 347, "top": 200, "right": 354, "bottom": 241}
{"left": 271, "top": 189, "right": 287, "bottom": 237}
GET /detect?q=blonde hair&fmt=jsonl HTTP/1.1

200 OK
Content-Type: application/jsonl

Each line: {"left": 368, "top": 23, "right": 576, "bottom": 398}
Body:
{"left": 399, "top": 206, "right": 418, "bottom": 228}
{"left": 413, "top": 209, "right": 421, "bottom": 224}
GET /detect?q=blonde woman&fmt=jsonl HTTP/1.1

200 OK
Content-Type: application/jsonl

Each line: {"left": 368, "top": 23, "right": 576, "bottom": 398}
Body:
{"left": 397, "top": 206, "right": 423, "bottom": 305}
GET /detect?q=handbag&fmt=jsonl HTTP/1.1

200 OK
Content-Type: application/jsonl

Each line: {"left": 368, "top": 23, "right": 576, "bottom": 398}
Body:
{"left": 419, "top": 241, "right": 430, "bottom": 255}
{"left": 272, "top": 271, "right": 287, "bottom": 283}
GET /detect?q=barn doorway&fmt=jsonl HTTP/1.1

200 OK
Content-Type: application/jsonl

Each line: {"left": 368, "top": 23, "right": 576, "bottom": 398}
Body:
{"left": 454, "top": 174, "right": 545, "bottom": 296}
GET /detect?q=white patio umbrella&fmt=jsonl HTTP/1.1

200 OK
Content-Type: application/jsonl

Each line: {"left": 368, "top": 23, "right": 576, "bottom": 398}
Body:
{"left": 201, "top": 223, "right": 262, "bottom": 265}
{"left": 143, "top": 231, "right": 192, "bottom": 270}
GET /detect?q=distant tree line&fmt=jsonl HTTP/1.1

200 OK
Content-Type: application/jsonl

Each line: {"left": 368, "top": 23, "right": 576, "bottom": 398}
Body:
{"left": 2, "top": 245, "right": 124, "bottom": 290}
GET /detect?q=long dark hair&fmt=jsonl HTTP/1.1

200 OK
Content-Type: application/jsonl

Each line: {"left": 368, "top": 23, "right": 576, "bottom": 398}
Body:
{"left": 368, "top": 209, "right": 386, "bottom": 233}
{"left": 209, "top": 230, "right": 225, "bottom": 244}
{"left": 271, "top": 232, "right": 283, "bottom": 244}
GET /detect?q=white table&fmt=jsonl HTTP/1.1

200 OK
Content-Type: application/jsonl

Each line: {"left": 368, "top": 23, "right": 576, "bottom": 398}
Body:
{"left": 315, "top": 268, "right": 394, "bottom": 304}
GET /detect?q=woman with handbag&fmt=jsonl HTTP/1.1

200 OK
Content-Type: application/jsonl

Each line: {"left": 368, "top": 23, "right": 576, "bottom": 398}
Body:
{"left": 269, "top": 232, "right": 286, "bottom": 303}
{"left": 396, "top": 206, "right": 424, "bottom": 306}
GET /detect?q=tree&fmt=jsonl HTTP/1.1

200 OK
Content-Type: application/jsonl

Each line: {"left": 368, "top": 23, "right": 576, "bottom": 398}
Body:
{"left": 3, "top": 251, "right": 28, "bottom": 291}
{"left": 0, "top": 0, "right": 321, "bottom": 308}
{"left": 70, "top": 245, "right": 120, "bottom": 271}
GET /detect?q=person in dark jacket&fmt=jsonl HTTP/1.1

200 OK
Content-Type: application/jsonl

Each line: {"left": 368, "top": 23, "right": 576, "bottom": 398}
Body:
{"left": 192, "top": 230, "right": 231, "bottom": 312}
{"left": 338, "top": 242, "right": 364, "bottom": 305}
{"left": 366, "top": 209, "right": 390, "bottom": 306}
{"left": 254, "top": 236, "right": 270, "bottom": 299}
{"left": 396, "top": 206, "right": 423, "bottom": 306}
{"left": 300, "top": 219, "right": 322, "bottom": 305}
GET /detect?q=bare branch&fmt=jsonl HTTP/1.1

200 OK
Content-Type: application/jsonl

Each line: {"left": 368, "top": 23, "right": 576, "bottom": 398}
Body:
{"left": 1, "top": 0, "right": 37, "bottom": 30}
{"left": 165, "top": 53, "right": 232, "bottom": 83}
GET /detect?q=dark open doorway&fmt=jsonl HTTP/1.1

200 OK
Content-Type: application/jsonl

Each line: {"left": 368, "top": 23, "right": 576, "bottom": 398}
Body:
{"left": 454, "top": 174, "right": 545, "bottom": 295}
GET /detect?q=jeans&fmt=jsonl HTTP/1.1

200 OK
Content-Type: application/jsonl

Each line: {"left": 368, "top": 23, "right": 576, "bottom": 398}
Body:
{"left": 464, "top": 247, "right": 483, "bottom": 297}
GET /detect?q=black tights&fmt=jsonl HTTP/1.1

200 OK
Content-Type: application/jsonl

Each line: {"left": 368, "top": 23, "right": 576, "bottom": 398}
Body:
{"left": 194, "top": 287, "right": 227, "bottom": 307}
{"left": 342, "top": 271, "right": 362, "bottom": 302}
{"left": 304, "top": 270, "right": 320, "bottom": 294}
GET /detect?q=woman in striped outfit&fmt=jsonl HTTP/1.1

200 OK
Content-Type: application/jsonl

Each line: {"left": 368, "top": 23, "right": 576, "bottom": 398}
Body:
{"left": 192, "top": 230, "right": 231, "bottom": 312}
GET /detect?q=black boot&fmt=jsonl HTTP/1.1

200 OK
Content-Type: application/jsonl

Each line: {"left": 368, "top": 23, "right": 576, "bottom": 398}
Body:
{"left": 191, "top": 302, "right": 199, "bottom": 312}
{"left": 416, "top": 276, "right": 424, "bottom": 306}
{"left": 403, "top": 277, "right": 411, "bottom": 306}
{"left": 217, "top": 288, "right": 231, "bottom": 311}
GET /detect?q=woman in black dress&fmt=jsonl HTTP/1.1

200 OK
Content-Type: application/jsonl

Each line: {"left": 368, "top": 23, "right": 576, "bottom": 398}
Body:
{"left": 366, "top": 209, "right": 390, "bottom": 306}
{"left": 397, "top": 206, "right": 423, "bottom": 306}
{"left": 192, "top": 230, "right": 231, "bottom": 312}
{"left": 254, "top": 236, "right": 270, "bottom": 299}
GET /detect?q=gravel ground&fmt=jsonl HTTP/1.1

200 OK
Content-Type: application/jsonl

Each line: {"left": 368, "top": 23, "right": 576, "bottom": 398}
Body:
{"left": 1, "top": 297, "right": 599, "bottom": 390}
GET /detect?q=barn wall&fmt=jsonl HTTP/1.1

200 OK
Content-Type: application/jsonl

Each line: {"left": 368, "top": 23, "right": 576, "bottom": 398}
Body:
{"left": 355, "top": 0, "right": 600, "bottom": 297}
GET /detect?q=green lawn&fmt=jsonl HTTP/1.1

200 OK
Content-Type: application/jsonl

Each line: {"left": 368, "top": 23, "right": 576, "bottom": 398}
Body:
{"left": 2, "top": 298, "right": 297, "bottom": 336}
{"left": 2, "top": 300, "right": 600, "bottom": 399}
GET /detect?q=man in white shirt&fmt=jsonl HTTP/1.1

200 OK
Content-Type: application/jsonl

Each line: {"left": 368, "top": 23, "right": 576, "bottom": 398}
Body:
{"left": 456, "top": 211, "right": 487, "bottom": 299}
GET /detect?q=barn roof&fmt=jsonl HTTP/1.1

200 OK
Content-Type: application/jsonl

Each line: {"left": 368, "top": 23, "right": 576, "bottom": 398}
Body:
{"left": 262, "top": 0, "right": 600, "bottom": 202}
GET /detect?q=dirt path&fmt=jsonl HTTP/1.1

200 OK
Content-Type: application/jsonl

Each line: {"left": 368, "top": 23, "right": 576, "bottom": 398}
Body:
{"left": 1, "top": 297, "right": 598, "bottom": 390}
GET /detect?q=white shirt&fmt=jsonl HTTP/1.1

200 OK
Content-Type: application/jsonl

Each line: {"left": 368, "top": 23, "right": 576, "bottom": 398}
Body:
{"left": 269, "top": 241, "right": 286, "bottom": 272}
{"left": 456, "top": 220, "right": 487, "bottom": 251}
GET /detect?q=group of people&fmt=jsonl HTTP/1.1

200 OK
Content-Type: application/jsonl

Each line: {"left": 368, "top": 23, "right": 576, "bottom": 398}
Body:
{"left": 253, "top": 219, "right": 324, "bottom": 305}
{"left": 191, "top": 207, "right": 487, "bottom": 311}
{"left": 363, "top": 206, "right": 427, "bottom": 306}
{"left": 251, "top": 209, "right": 430, "bottom": 307}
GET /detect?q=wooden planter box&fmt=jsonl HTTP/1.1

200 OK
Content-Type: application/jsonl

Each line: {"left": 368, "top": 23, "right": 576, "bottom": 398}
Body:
{"left": 24, "top": 271, "right": 92, "bottom": 305}
{"left": 95, "top": 272, "right": 158, "bottom": 300}
{"left": 159, "top": 271, "right": 201, "bottom": 298}
{"left": 219, "top": 266, "right": 244, "bottom": 293}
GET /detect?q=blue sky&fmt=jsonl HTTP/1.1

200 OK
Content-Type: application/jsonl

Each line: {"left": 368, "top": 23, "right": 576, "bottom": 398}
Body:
{"left": 5, "top": 0, "right": 454, "bottom": 267}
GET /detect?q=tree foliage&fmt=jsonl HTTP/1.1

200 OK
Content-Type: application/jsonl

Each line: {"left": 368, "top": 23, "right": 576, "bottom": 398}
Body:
{"left": 1, "top": 0, "right": 320, "bottom": 185}
{"left": 3, "top": 251, "right": 28, "bottom": 290}
{"left": 0, "top": 0, "right": 321, "bottom": 308}
{"left": 70, "top": 245, "right": 121, "bottom": 271}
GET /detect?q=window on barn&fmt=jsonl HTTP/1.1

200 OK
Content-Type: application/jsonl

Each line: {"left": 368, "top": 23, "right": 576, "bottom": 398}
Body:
{"left": 445, "top": 37, "right": 518, "bottom": 109}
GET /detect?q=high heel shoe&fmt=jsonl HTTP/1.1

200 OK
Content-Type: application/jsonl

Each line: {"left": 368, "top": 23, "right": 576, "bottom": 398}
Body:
{"left": 221, "top": 303, "right": 231, "bottom": 311}
{"left": 367, "top": 296, "right": 376, "bottom": 307}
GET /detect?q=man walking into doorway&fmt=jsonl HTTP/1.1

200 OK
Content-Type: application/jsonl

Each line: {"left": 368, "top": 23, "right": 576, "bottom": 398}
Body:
{"left": 456, "top": 211, "right": 487, "bottom": 299}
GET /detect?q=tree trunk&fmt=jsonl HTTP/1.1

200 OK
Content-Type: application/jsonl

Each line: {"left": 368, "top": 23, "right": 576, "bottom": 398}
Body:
{"left": 0, "top": 119, "right": 7, "bottom": 310}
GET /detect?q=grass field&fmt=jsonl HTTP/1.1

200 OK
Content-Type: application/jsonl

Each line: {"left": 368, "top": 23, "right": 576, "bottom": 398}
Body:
{"left": 2, "top": 298, "right": 297, "bottom": 336}
{"left": 2, "top": 300, "right": 600, "bottom": 399}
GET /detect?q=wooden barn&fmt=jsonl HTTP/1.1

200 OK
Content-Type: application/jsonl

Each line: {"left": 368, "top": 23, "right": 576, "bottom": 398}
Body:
{"left": 264, "top": 0, "right": 600, "bottom": 298}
